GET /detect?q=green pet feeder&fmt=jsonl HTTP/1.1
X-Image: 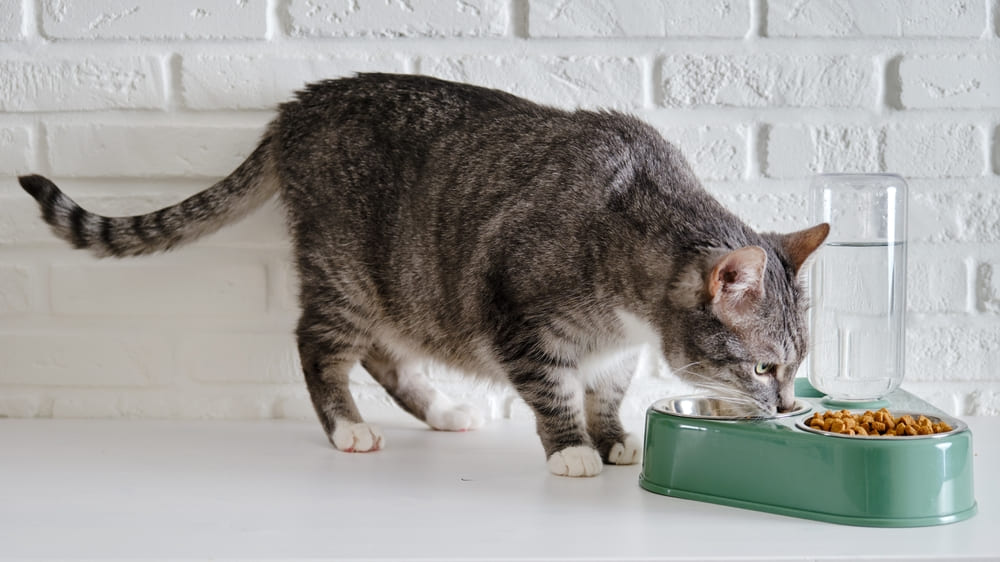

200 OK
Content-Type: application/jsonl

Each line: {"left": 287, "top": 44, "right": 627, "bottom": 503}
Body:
{"left": 639, "top": 379, "right": 977, "bottom": 527}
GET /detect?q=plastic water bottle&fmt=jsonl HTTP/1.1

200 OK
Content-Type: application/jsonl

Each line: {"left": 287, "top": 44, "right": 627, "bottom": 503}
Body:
{"left": 807, "top": 174, "right": 908, "bottom": 403}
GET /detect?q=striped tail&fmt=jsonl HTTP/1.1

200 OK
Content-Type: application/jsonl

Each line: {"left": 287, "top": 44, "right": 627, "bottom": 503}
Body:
{"left": 18, "top": 135, "right": 278, "bottom": 258}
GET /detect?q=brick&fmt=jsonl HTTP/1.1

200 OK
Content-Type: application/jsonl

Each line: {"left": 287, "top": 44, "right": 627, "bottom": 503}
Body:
{"left": 51, "top": 262, "right": 267, "bottom": 316}
{"left": 47, "top": 124, "right": 261, "bottom": 177}
{"left": 0, "top": 265, "right": 31, "bottom": 315}
{"left": 48, "top": 389, "right": 283, "bottom": 419}
{"left": 0, "top": 395, "right": 41, "bottom": 417}
{"left": 907, "top": 251, "right": 966, "bottom": 313}
{"left": 905, "top": 382, "right": 1000, "bottom": 416}
{"left": 422, "top": 56, "right": 643, "bottom": 110}
{"left": 883, "top": 124, "right": 982, "bottom": 178}
{"left": 41, "top": 0, "right": 266, "bottom": 39}
{"left": 270, "top": 257, "right": 299, "bottom": 312}
{"left": 659, "top": 55, "right": 875, "bottom": 108}
{"left": 647, "top": 122, "right": 747, "bottom": 181}
{"left": 910, "top": 190, "right": 1000, "bottom": 243}
{"left": 200, "top": 198, "right": 288, "bottom": 248}
{"left": 962, "top": 389, "right": 1000, "bottom": 415}
{"left": 899, "top": 55, "right": 1000, "bottom": 109}
{"left": 0, "top": 126, "right": 32, "bottom": 175}
{"left": 766, "top": 0, "right": 986, "bottom": 37}
{"left": 178, "top": 334, "right": 300, "bottom": 384}
{"left": 0, "top": 0, "right": 21, "bottom": 40}
{"left": 713, "top": 189, "right": 808, "bottom": 234}
{"left": 529, "top": 0, "right": 749, "bottom": 37}
{"left": 0, "top": 196, "right": 51, "bottom": 246}
{"left": 182, "top": 55, "right": 404, "bottom": 110}
{"left": 0, "top": 57, "right": 164, "bottom": 112}
{"left": 288, "top": 0, "right": 507, "bottom": 37}
{"left": 274, "top": 393, "right": 314, "bottom": 420}
{"left": 763, "top": 124, "right": 880, "bottom": 178}
{"left": 977, "top": 261, "right": 1000, "bottom": 312}
{"left": 995, "top": 126, "right": 1000, "bottom": 174}
{"left": 907, "top": 325, "right": 1000, "bottom": 381}
{"left": 48, "top": 392, "right": 123, "bottom": 418}
{"left": 124, "top": 391, "right": 278, "bottom": 419}
{"left": 0, "top": 334, "right": 172, "bottom": 386}
{"left": 902, "top": 383, "right": 960, "bottom": 416}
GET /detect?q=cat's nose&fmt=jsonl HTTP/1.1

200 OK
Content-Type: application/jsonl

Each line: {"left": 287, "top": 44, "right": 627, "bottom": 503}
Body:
{"left": 776, "top": 399, "right": 800, "bottom": 414}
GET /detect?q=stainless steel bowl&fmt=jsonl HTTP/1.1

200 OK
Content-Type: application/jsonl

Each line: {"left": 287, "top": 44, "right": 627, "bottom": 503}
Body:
{"left": 796, "top": 411, "right": 967, "bottom": 439}
{"left": 651, "top": 395, "right": 811, "bottom": 420}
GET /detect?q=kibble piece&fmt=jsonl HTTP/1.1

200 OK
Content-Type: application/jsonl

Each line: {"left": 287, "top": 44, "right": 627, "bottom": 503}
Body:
{"left": 933, "top": 421, "right": 953, "bottom": 433}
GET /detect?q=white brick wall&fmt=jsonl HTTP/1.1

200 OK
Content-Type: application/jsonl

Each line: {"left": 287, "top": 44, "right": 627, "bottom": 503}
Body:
{"left": 527, "top": 0, "right": 750, "bottom": 37}
{"left": 0, "top": 0, "right": 21, "bottom": 40}
{"left": 286, "top": 0, "right": 509, "bottom": 38}
{"left": 421, "top": 56, "right": 644, "bottom": 110}
{"left": 41, "top": 0, "right": 267, "bottom": 39}
{"left": 766, "top": 0, "right": 987, "bottom": 37}
{"left": 47, "top": 123, "right": 262, "bottom": 177}
{"left": 0, "top": 57, "right": 166, "bottom": 111}
{"left": 658, "top": 55, "right": 876, "bottom": 108}
{"left": 1, "top": 0, "right": 999, "bottom": 421}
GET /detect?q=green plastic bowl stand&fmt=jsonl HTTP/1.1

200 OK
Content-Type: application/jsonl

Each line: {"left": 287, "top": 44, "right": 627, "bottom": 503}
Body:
{"left": 638, "top": 380, "right": 977, "bottom": 527}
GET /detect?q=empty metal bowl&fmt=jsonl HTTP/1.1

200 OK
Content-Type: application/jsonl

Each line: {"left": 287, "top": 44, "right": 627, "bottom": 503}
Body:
{"left": 651, "top": 395, "right": 811, "bottom": 420}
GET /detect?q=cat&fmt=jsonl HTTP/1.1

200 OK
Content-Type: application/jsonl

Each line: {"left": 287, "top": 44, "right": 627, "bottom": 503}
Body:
{"left": 18, "top": 73, "right": 828, "bottom": 477}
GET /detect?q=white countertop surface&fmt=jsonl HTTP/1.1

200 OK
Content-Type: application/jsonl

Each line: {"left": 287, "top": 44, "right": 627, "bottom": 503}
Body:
{"left": 0, "top": 416, "right": 996, "bottom": 561}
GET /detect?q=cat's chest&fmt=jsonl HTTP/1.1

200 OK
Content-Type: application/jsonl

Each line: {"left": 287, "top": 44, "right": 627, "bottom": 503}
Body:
{"left": 573, "top": 309, "right": 662, "bottom": 381}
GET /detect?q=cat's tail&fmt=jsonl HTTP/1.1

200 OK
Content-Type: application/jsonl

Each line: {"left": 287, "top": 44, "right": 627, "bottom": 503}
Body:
{"left": 18, "top": 134, "right": 278, "bottom": 258}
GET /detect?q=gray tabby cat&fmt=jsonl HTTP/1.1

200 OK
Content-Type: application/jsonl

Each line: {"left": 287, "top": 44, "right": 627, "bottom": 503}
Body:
{"left": 18, "top": 73, "right": 828, "bottom": 477}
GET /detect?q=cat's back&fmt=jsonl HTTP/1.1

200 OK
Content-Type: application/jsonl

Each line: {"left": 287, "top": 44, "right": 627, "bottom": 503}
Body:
{"left": 277, "top": 73, "right": 547, "bottom": 139}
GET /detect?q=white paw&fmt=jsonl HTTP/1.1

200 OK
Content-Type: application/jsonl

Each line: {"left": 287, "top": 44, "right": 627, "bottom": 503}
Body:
{"left": 547, "top": 446, "right": 603, "bottom": 477}
{"left": 607, "top": 433, "right": 642, "bottom": 465}
{"left": 330, "top": 422, "right": 384, "bottom": 452}
{"left": 427, "top": 402, "right": 484, "bottom": 432}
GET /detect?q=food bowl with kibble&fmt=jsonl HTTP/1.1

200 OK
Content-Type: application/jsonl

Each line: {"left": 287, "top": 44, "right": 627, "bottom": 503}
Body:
{"left": 639, "top": 378, "right": 977, "bottom": 527}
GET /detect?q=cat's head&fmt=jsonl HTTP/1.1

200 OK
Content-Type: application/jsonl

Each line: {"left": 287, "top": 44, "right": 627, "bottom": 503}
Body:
{"left": 665, "top": 223, "right": 829, "bottom": 415}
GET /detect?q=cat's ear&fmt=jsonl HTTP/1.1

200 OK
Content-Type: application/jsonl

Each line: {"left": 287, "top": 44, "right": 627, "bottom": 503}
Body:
{"left": 707, "top": 246, "right": 767, "bottom": 323}
{"left": 783, "top": 223, "right": 830, "bottom": 274}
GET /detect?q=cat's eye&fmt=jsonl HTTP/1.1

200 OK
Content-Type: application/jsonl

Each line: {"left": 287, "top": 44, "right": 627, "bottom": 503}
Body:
{"left": 754, "top": 362, "right": 775, "bottom": 375}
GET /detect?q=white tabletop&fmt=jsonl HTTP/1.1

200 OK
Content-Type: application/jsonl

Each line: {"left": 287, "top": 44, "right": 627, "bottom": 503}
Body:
{"left": 0, "top": 416, "right": 996, "bottom": 561}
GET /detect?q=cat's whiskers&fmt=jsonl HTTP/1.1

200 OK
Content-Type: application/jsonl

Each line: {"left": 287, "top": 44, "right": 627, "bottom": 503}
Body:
{"left": 672, "top": 367, "right": 770, "bottom": 415}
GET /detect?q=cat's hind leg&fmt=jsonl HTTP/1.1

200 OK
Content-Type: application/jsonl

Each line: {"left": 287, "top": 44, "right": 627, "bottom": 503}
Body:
{"left": 297, "top": 310, "right": 384, "bottom": 452}
{"left": 362, "top": 346, "right": 484, "bottom": 432}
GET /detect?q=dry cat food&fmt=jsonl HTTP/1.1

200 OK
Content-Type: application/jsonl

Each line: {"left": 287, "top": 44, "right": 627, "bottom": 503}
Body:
{"left": 806, "top": 408, "right": 953, "bottom": 437}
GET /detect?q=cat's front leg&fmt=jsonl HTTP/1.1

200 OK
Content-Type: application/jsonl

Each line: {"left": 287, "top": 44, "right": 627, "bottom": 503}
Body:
{"left": 585, "top": 375, "right": 641, "bottom": 466}
{"left": 508, "top": 365, "right": 603, "bottom": 477}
